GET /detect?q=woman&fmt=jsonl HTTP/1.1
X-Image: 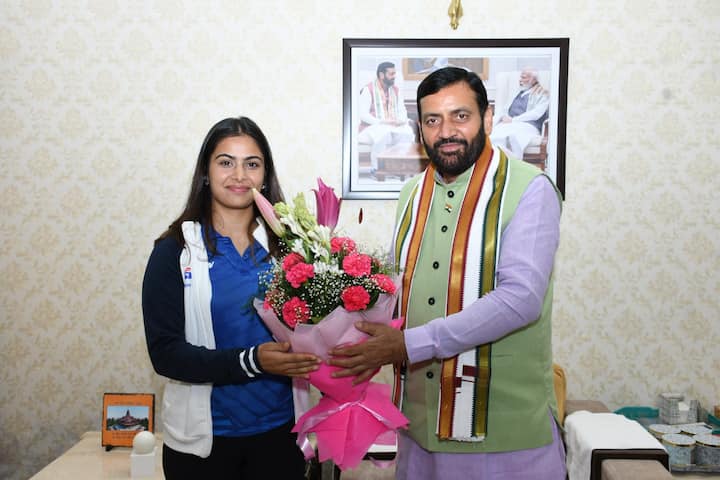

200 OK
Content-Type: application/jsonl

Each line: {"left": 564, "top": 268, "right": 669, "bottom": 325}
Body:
{"left": 142, "top": 116, "right": 319, "bottom": 478}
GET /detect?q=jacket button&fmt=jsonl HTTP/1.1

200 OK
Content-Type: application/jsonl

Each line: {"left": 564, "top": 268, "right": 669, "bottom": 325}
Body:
{"left": 428, "top": 297, "right": 435, "bottom": 305}
{"left": 441, "top": 225, "right": 448, "bottom": 232}
{"left": 448, "top": 190, "right": 455, "bottom": 198}
{"left": 432, "top": 261, "right": 439, "bottom": 269}
{"left": 426, "top": 371, "right": 434, "bottom": 379}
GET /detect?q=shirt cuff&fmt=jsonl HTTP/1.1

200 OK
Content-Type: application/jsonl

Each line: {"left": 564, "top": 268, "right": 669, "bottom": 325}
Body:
{"left": 239, "top": 346, "right": 263, "bottom": 377}
{"left": 404, "top": 325, "right": 437, "bottom": 364}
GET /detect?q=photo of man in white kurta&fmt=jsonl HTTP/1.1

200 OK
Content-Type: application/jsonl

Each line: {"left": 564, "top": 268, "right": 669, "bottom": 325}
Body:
{"left": 357, "top": 61, "right": 416, "bottom": 172}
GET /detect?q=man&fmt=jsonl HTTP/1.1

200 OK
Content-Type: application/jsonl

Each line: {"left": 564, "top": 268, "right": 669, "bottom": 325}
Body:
{"left": 329, "top": 67, "right": 565, "bottom": 480}
{"left": 490, "top": 67, "right": 550, "bottom": 159}
{"left": 358, "top": 61, "right": 416, "bottom": 171}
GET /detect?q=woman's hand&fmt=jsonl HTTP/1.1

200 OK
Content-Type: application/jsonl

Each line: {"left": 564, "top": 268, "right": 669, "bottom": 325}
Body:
{"left": 257, "top": 342, "right": 320, "bottom": 378}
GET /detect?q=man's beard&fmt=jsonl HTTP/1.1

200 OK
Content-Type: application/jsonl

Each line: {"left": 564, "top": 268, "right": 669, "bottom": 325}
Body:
{"left": 424, "top": 125, "right": 486, "bottom": 178}
{"left": 382, "top": 77, "right": 395, "bottom": 88}
{"left": 519, "top": 79, "right": 534, "bottom": 91}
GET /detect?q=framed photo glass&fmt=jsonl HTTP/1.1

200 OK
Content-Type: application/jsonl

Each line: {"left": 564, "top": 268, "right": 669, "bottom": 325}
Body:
{"left": 342, "top": 38, "right": 568, "bottom": 199}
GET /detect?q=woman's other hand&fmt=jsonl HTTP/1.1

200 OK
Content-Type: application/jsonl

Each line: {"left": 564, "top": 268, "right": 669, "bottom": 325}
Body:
{"left": 257, "top": 342, "right": 320, "bottom": 378}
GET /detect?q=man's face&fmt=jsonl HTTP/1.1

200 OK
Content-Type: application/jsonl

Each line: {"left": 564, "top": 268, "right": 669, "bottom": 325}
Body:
{"left": 519, "top": 69, "right": 536, "bottom": 90}
{"left": 419, "top": 81, "right": 485, "bottom": 180}
{"left": 380, "top": 67, "right": 396, "bottom": 87}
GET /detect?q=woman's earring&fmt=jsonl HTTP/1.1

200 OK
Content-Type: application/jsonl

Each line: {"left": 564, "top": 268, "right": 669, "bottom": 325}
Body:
{"left": 261, "top": 184, "right": 266, "bottom": 191}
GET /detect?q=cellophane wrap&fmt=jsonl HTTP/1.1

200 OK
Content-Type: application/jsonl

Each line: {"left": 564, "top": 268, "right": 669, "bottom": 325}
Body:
{"left": 253, "top": 283, "right": 408, "bottom": 471}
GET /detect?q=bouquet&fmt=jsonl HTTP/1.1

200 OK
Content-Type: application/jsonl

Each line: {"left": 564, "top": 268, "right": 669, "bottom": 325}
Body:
{"left": 252, "top": 178, "right": 408, "bottom": 471}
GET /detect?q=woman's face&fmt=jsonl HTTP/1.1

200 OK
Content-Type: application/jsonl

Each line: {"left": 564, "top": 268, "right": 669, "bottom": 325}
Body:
{"left": 207, "top": 135, "right": 266, "bottom": 214}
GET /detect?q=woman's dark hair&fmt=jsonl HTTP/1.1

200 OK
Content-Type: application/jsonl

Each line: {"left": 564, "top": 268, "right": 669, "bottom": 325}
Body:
{"left": 416, "top": 67, "right": 489, "bottom": 120}
{"left": 157, "top": 116, "right": 285, "bottom": 258}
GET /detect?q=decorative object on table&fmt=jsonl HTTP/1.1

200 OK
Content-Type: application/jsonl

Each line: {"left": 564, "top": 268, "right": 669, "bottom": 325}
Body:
{"left": 101, "top": 393, "right": 155, "bottom": 450}
{"left": 693, "top": 433, "right": 720, "bottom": 466}
{"left": 614, "top": 399, "right": 720, "bottom": 473}
{"left": 661, "top": 433, "right": 696, "bottom": 467}
{"left": 132, "top": 431, "right": 156, "bottom": 455}
{"left": 130, "top": 431, "right": 157, "bottom": 478}
{"left": 252, "top": 179, "right": 408, "bottom": 471}
{"left": 614, "top": 405, "right": 659, "bottom": 421}
{"left": 648, "top": 423, "right": 681, "bottom": 439}
{"left": 680, "top": 423, "right": 713, "bottom": 436}
{"left": 659, "top": 392, "right": 698, "bottom": 425}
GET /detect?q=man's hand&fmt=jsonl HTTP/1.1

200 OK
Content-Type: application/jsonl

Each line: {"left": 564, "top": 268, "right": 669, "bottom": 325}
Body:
{"left": 327, "top": 321, "right": 407, "bottom": 384}
{"left": 257, "top": 342, "right": 320, "bottom": 378}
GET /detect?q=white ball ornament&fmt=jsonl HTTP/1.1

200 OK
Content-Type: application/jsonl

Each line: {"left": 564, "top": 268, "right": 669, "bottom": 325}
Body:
{"left": 132, "top": 431, "right": 156, "bottom": 455}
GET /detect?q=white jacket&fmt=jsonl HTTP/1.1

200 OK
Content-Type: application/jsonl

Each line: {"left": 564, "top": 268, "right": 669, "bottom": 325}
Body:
{"left": 161, "top": 220, "right": 269, "bottom": 457}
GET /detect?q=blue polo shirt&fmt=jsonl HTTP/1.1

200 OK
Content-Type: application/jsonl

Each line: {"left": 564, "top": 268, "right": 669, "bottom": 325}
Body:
{"left": 207, "top": 230, "right": 293, "bottom": 436}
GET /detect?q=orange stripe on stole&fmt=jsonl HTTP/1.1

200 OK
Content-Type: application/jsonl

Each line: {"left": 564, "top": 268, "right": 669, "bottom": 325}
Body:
{"left": 398, "top": 165, "right": 436, "bottom": 325}
{"left": 392, "top": 165, "right": 437, "bottom": 406}
{"left": 470, "top": 149, "right": 508, "bottom": 437}
{"left": 438, "top": 141, "right": 494, "bottom": 440}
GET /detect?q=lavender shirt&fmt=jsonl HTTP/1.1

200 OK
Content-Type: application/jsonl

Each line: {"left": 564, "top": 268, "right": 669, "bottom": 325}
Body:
{"left": 398, "top": 175, "right": 566, "bottom": 480}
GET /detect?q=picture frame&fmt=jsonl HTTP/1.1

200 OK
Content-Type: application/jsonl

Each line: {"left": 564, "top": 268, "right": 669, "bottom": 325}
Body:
{"left": 342, "top": 38, "right": 569, "bottom": 200}
{"left": 403, "top": 57, "right": 489, "bottom": 81}
{"left": 101, "top": 393, "right": 155, "bottom": 449}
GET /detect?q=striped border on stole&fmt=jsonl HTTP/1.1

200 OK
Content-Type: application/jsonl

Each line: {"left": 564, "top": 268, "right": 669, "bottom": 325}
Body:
{"left": 438, "top": 146, "right": 509, "bottom": 441}
{"left": 392, "top": 165, "right": 437, "bottom": 406}
{"left": 391, "top": 143, "right": 509, "bottom": 441}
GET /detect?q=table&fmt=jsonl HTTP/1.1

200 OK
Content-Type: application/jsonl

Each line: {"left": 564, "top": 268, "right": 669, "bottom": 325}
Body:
{"left": 30, "top": 431, "right": 716, "bottom": 479}
{"left": 374, "top": 142, "right": 428, "bottom": 181}
{"left": 30, "top": 431, "right": 164, "bottom": 479}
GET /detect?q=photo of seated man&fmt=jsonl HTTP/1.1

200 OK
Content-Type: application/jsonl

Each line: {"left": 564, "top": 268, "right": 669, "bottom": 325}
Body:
{"left": 490, "top": 67, "right": 549, "bottom": 160}
{"left": 357, "top": 61, "right": 416, "bottom": 174}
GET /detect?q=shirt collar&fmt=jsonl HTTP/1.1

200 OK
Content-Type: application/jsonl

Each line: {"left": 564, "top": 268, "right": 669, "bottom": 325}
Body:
{"left": 433, "top": 161, "right": 475, "bottom": 187}
{"left": 207, "top": 217, "right": 270, "bottom": 253}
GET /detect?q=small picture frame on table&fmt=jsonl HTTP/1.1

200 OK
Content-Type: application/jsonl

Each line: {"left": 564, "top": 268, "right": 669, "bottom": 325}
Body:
{"left": 101, "top": 392, "right": 155, "bottom": 450}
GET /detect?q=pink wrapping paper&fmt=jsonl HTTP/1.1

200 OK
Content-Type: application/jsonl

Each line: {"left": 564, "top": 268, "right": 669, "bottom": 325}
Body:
{"left": 253, "top": 288, "right": 408, "bottom": 471}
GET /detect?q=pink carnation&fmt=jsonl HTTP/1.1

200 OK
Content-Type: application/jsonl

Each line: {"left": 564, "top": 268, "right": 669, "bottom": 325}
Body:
{"left": 372, "top": 274, "right": 396, "bottom": 294}
{"left": 331, "top": 237, "right": 357, "bottom": 254}
{"left": 282, "top": 252, "right": 305, "bottom": 271}
{"left": 341, "top": 285, "right": 371, "bottom": 312}
{"left": 285, "top": 262, "right": 315, "bottom": 288}
{"left": 282, "top": 297, "right": 310, "bottom": 328}
{"left": 342, "top": 252, "right": 372, "bottom": 277}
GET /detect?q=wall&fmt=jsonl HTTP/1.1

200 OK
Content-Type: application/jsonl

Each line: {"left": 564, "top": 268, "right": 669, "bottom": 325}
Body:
{"left": 1, "top": 1, "right": 718, "bottom": 478}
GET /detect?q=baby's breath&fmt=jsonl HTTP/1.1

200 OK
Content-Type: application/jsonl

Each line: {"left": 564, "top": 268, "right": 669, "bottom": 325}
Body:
{"left": 259, "top": 189, "right": 394, "bottom": 326}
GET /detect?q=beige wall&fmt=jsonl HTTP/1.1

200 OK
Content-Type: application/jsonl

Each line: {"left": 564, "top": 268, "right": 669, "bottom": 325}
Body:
{"left": 1, "top": 1, "right": 718, "bottom": 478}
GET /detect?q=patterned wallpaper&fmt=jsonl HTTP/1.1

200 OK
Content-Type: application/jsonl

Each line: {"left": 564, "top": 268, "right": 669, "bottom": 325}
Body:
{"left": 1, "top": 1, "right": 718, "bottom": 478}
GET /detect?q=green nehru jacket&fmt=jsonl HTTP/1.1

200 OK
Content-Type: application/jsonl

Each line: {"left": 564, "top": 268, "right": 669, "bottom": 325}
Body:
{"left": 396, "top": 156, "right": 559, "bottom": 453}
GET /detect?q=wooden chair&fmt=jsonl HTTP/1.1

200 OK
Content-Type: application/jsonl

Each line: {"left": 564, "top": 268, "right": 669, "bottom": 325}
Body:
{"left": 522, "top": 118, "right": 549, "bottom": 170}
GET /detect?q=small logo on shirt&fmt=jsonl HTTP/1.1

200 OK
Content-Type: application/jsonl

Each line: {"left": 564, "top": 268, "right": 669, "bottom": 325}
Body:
{"left": 183, "top": 266, "right": 192, "bottom": 287}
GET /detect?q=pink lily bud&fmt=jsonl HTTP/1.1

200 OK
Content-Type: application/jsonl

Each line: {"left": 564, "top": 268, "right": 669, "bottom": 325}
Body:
{"left": 313, "top": 178, "right": 342, "bottom": 233}
{"left": 252, "top": 187, "right": 285, "bottom": 237}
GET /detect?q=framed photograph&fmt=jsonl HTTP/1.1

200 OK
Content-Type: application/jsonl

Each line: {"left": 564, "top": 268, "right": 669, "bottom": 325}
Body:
{"left": 403, "top": 57, "right": 489, "bottom": 81}
{"left": 342, "top": 38, "right": 569, "bottom": 200}
{"left": 101, "top": 393, "right": 155, "bottom": 448}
